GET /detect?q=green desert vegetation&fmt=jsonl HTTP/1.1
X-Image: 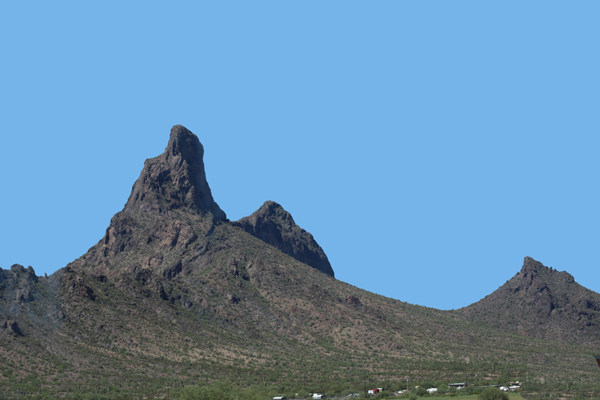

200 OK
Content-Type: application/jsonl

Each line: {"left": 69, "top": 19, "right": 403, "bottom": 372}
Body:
{"left": 3, "top": 257, "right": 600, "bottom": 400}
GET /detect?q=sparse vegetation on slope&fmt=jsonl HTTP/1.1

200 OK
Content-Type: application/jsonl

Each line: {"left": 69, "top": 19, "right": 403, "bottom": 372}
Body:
{"left": 1, "top": 126, "right": 599, "bottom": 400}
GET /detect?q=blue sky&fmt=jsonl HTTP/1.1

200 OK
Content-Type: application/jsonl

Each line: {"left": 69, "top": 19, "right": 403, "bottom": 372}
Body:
{"left": 1, "top": 2, "right": 598, "bottom": 310}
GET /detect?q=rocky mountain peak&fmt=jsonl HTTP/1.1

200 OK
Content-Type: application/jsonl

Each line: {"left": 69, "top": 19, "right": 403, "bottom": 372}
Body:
{"left": 257, "top": 201, "right": 295, "bottom": 223}
{"left": 233, "top": 201, "right": 335, "bottom": 277}
{"left": 124, "top": 125, "right": 226, "bottom": 221}
{"left": 461, "top": 257, "right": 596, "bottom": 343}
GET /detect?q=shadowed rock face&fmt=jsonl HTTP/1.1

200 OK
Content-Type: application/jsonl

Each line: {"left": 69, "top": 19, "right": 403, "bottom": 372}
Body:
{"left": 1, "top": 320, "right": 22, "bottom": 336}
{"left": 124, "top": 125, "right": 226, "bottom": 221}
{"left": 233, "top": 201, "right": 335, "bottom": 277}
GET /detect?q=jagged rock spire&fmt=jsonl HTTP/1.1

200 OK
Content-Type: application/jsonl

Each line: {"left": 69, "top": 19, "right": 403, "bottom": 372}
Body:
{"left": 124, "top": 125, "right": 226, "bottom": 221}
{"left": 520, "top": 256, "right": 575, "bottom": 284}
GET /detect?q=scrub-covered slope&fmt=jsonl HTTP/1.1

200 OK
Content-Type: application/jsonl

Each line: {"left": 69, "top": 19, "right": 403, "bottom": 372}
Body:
{"left": 1, "top": 126, "right": 600, "bottom": 396}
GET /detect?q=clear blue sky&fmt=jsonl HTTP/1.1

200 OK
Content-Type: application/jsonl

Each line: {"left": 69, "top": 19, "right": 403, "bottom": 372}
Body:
{"left": 1, "top": 2, "right": 598, "bottom": 310}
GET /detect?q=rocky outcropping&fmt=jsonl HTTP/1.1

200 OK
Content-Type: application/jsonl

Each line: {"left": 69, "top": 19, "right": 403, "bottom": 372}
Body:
{"left": 0, "top": 264, "right": 39, "bottom": 304}
{"left": 62, "top": 268, "right": 96, "bottom": 301}
{"left": 1, "top": 319, "right": 22, "bottom": 336}
{"left": 233, "top": 201, "right": 334, "bottom": 277}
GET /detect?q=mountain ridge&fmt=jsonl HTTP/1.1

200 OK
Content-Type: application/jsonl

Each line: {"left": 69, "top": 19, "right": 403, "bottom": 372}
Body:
{"left": 1, "top": 125, "right": 600, "bottom": 397}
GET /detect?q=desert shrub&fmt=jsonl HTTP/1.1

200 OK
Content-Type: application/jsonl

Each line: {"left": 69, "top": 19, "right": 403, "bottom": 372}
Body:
{"left": 478, "top": 387, "right": 508, "bottom": 400}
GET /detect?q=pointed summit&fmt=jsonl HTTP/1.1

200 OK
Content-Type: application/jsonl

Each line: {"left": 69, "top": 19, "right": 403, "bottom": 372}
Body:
{"left": 124, "top": 125, "right": 226, "bottom": 221}
{"left": 68, "top": 125, "right": 226, "bottom": 278}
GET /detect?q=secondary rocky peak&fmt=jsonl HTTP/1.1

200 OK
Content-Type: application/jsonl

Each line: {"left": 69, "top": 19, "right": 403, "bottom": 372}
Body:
{"left": 461, "top": 257, "right": 597, "bottom": 343}
{"left": 124, "top": 125, "right": 226, "bottom": 221}
{"left": 233, "top": 201, "right": 335, "bottom": 277}
{"left": 257, "top": 201, "right": 295, "bottom": 223}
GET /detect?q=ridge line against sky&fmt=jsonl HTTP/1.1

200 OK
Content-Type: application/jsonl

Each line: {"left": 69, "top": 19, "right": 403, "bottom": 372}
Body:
{"left": 1, "top": 1, "right": 598, "bottom": 310}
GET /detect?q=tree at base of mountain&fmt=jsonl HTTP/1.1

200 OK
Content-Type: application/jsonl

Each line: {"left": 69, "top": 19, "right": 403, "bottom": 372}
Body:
{"left": 478, "top": 387, "right": 509, "bottom": 400}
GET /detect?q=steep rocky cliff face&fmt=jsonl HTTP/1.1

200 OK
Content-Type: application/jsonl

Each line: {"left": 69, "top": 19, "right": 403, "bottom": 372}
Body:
{"left": 233, "top": 201, "right": 335, "bottom": 277}
{"left": 459, "top": 257, "right": 600, "bottom": 343}
{"left": 67, "top": 126, "right": 230, "bottom": 282}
